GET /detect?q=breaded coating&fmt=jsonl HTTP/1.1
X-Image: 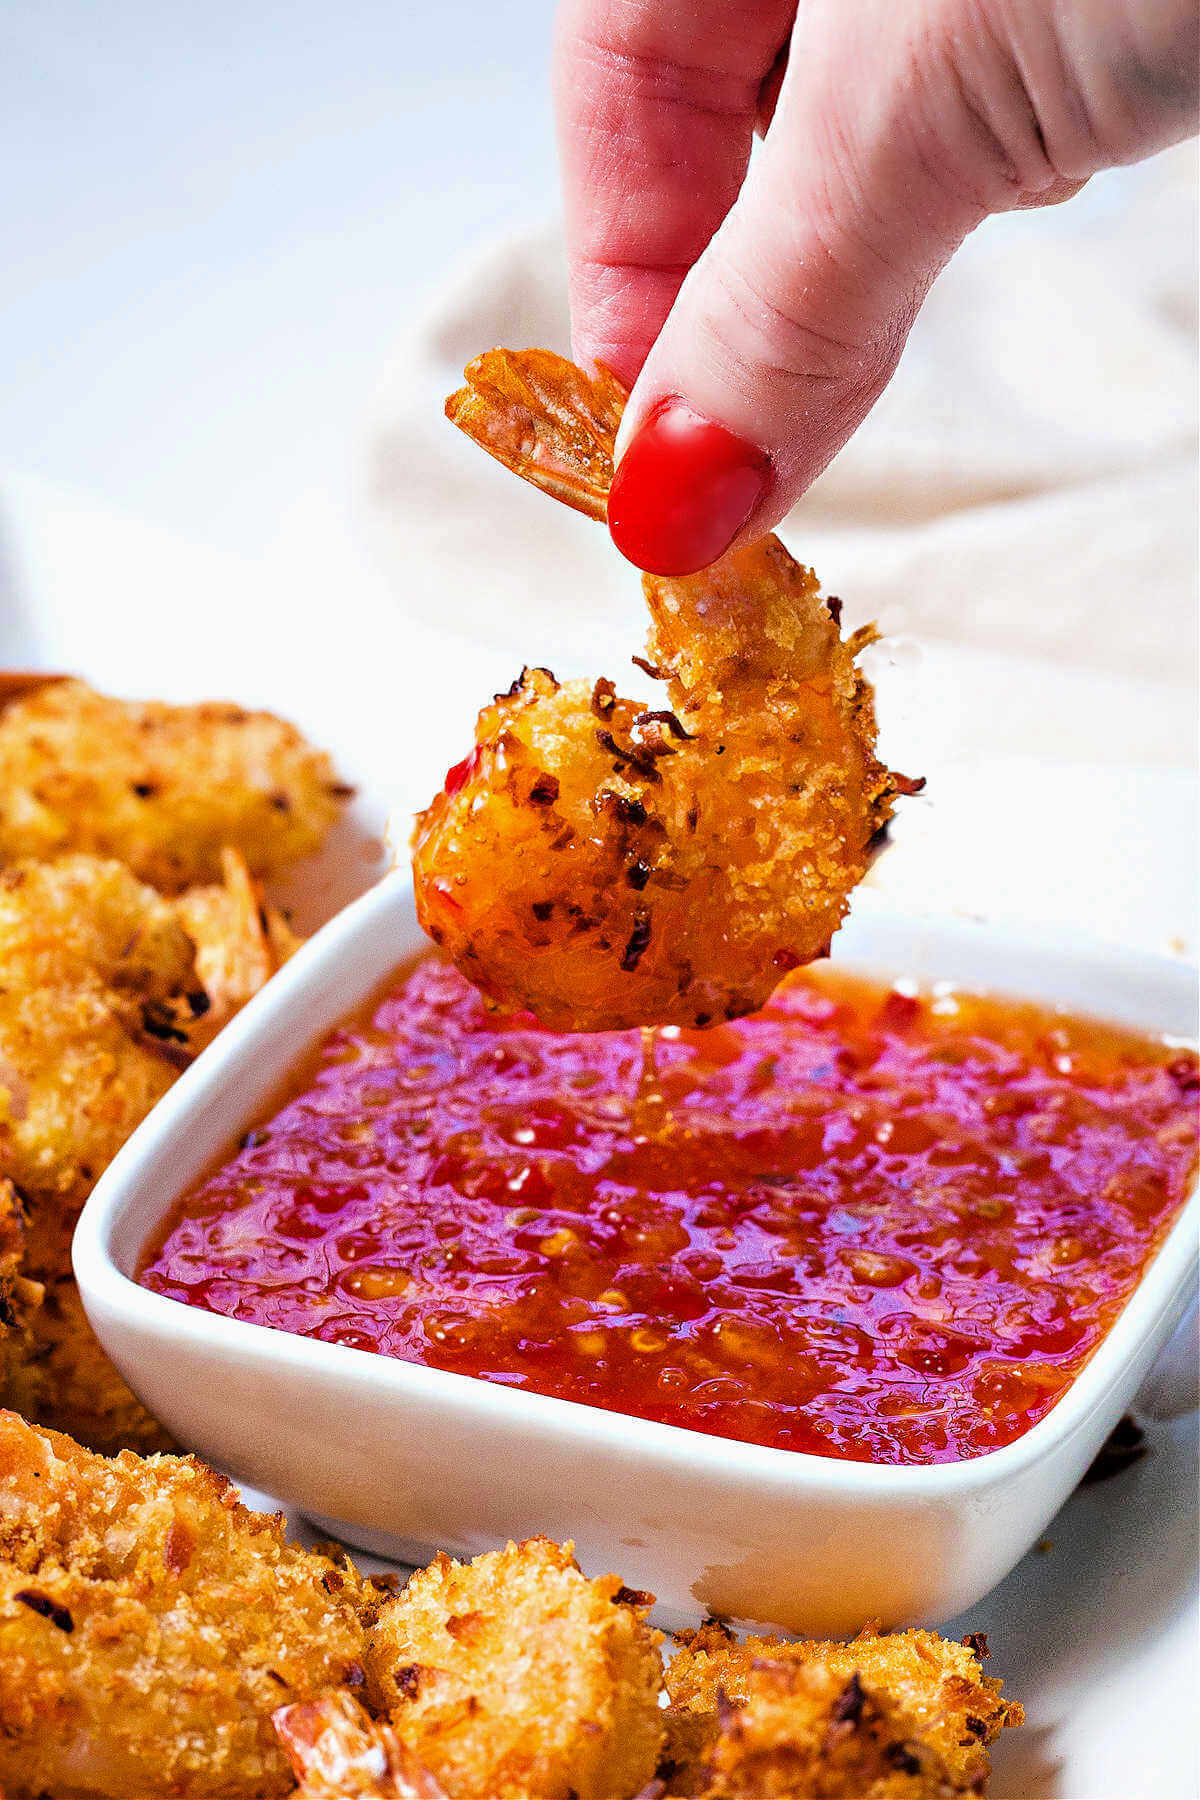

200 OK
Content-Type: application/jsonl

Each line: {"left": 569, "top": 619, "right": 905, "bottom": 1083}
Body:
{"left": 275, "top": 1691, "right": 448, "bottom": 1798}
{"left": 4, "top": 1275, "right": 172, "bottom": 1456}
{"left": 0, "top": 1183, "right": 40, "bottom": 1404}
{"left": 0, "top": 1412, "right": 368, "bottom": 1799}
{"left": 663, "top": 1621, "right": 1022, "bottom": 1798}
{"left": 0, "top": 678, "right": 346, "bottom": 892}
{"left": 673, "top": 1657, "right": 969, "bottom": 1798}
{"left": 0, "top": 851, "right": 306, "bottom": 1455}
{"left": 365, "top": 1536, "right": 665, "bottom": 1799}
{"left": 414, "top": 350, "right": 914, "bottom": 1032}
{"left": 175, "top": 845, "right": 303, "bottom": 1050}
{"left": 0, "top": 856, "right": 201, "bottom": 1230}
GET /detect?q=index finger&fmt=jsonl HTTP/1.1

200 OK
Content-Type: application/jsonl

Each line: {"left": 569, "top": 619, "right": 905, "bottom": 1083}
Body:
{"left": 554, "top": 0, "right": 796, "bottom": 385}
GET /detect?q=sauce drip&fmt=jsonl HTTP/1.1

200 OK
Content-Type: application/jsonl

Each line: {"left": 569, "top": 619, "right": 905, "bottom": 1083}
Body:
{"left": 140, "top": 960, "right": 1197, "bottom": 1465}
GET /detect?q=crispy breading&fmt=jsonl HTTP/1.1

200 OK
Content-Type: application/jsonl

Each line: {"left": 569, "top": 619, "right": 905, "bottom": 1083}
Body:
{"left": 175, "top": 846, "right": 303, "bottom": 1050}
{"left": 414, "top": 350, "right": 912, "bottom": 1032}
{"left": 672, "top": 1656, "right": 959, "bottom": 1798}
{"left": 0, "top": 1183, "right": 40, "bottom": 1406}
{"left": 0, "top": 1412, "right": 369, "bottom": 1799}
{"left": 0, "top": 678, "right": 346, "bottom": 892}
{"left": 0, "top": 1181, "right": 30, "bottom": 1343}
{"left": 365, "top": 1536, "right": 665, "bottom": 1799}
{"left": 275, "top": 1691, "right": 448, "bottom": 1798}
{"left": 0, "top": 850, "right": 307, "bottom": 1456}
{"left": 663, "top": 1621, "right": 1022, "bottom": 1798}
{"left": 0, "top": 673, "right": 68, "bottom": 710}
{"left": 3, "top": 1275, "right": 172, "bottom": 1456}
{"left": 0, "top": 856, "right": 201, "bottom": 1234}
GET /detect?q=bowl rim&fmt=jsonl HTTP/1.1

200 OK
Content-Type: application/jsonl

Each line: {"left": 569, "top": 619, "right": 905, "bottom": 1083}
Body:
{"left": 74, "top": 873, "right": 1200, "bottom": 1500}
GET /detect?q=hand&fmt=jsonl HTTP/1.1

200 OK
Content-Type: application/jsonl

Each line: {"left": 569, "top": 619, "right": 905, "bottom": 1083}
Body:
{"left": 555, "top": 0, "right": 1198, "bottom": 573}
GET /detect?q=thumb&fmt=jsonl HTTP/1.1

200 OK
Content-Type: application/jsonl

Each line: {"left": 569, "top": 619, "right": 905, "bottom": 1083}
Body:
{"left": 605, "top": 1, "right": 1045, "bottom": 575}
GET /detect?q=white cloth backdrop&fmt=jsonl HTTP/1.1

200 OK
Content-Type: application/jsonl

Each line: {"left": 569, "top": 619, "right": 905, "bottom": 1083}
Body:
{"left": 366, "top": 144, "right": 1197, "bottom": 686}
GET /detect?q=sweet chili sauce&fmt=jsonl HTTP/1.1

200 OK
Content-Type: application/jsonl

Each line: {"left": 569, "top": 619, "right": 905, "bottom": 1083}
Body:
{"left": 140, "top": 959, "right": 1198, "bottom": 1465}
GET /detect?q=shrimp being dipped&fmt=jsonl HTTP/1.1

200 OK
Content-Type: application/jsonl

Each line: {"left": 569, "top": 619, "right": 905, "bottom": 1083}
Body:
{"left": 413, "top": 350, "right": 917, "bottom": 1032}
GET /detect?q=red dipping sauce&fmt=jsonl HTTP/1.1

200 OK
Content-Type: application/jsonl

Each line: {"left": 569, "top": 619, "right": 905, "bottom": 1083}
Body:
{"left": 140, "top": 960, "right": 1198, "bottom": 1465}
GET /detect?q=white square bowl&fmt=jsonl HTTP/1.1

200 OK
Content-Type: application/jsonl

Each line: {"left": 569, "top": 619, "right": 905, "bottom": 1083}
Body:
{"left": 74, "top": 878, "right": 1198, "bottom": 1635}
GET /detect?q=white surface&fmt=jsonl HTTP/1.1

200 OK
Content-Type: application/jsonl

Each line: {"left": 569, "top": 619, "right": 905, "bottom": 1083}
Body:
{"left": 75, "top": 876, "right": 1199, "bottom": 1638}
{"left": 1, "top": 0, "right": 558, "bottom": 563}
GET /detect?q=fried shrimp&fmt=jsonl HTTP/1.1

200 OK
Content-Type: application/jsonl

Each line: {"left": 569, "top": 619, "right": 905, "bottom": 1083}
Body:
{"left": 0, "top": 678, "right": 347, "bottom": 892}
{"left": 0, "top": 856, "right": 202, "bottom": 1233}
{"left": 5, "top": 1275, "right": 173, "bottom": 1456}
{"left": 662, "top": 1621, "right": 1022, "bottom": 1797}
{"left": 365, "top": 1536, "right": 665, "bottom": 1799}
{"left": 0, "top": 853, "right": 303, "bottom": 1453}
{"left": 0, "top": 1411, "right": 369, "bottom": 1799}
{"left": 413, "top": 349, "right": 915, "bottom": 1032}
{"left": 0, "top": 1183, "right": 39, "bottom": 1406}
{"left": 275, "top": 1692, "right": 448, "bottom": 1799}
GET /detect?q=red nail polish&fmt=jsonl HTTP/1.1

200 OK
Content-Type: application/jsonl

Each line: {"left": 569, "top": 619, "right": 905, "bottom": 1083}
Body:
{"left": 607, "top": 397, "right": 772, "bottom": 576}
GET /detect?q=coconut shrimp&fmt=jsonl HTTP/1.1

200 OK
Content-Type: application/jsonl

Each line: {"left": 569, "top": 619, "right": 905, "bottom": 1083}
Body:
{"left": 662, "top": 1620, "right": 1023, "bottom": 1797}
{"left": 0, "top": 678, "right": 349, "bottom": 893}
{"left": 412, "top": 350, "right": 917, "bottom": 1032}
{"left": 0, "top": 1412, "right": 369, "bottom": 1799}
{"left": 364, "top": 1536, "right": 664, "bottom": 1800}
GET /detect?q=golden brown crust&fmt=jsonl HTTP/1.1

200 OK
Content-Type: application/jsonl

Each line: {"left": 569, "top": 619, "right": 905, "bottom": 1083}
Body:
{"left": 0, "top": 679, "right": 345, "bottom": 892}
{"left": 415, "top": 349, "right": 914, "bottom": 1032}
{"left": 0, "top": 850, "right": 305, "bottom": 1456}
{"left": 663, "top": 1622, "right": 1023, "bottom": 1797}
{"left": 365, "top": 1535, "right": 665, "bottom": 1799}
{"left": 0, "top": 1182, "right": 41, "bottom": 1413}
{"left": 0, "top": 856, "right": 200, "bottom": 1224}
{"left": 3, "top": 1275, "right": 173, "bottom": 1456}
{"left": 0, "top": 672, "right": 68, "bottom": 712}
{"left": 0, "top": 1411, "right": 369, "bottom": 1798}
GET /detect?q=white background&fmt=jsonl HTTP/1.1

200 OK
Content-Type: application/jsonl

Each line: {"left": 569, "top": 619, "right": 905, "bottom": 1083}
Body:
{"left": 2, "top": 0, "right": 558, "bottom": 562}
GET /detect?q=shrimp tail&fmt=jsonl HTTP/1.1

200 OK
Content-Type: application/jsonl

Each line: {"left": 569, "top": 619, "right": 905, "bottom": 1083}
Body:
{"left": 445, "top": 348, "right": 624, "bottom": 521}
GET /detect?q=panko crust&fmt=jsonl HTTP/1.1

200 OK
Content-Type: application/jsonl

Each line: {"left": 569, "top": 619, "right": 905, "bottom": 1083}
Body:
{"left": 663, "top": 1621, "right": 1022, "bottom": 1797}
{"left": 2, "top": 1275, "right": 172, "bottom": 1456}
{"left": 0, "top": 851, "right": 308, "bottom": 1456}
{"left": 0, "top": 678, "right": 346, "bottom": 892}
{"left": 365, "top": 1536, "right": 665, "bottom": 1799}
{"left": 0, "top": 1412, "right": 368, "bottom": 1799}
{"left": 415, "top": 350, "right": 914, "bottom": 1032}
{"left": 0, "top": 1183, "right": 40, "bottom": 1408}
{"left": 0, "top": 856, "right": 201, "bottom": 1225}
{"left": 415, "top": 641, "right": 892, "bottom": 1031}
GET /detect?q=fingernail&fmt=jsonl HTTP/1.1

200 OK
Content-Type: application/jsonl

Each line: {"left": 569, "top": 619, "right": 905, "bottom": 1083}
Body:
{"left": 607, "top": 397, "right": 772, "bottom": 576}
